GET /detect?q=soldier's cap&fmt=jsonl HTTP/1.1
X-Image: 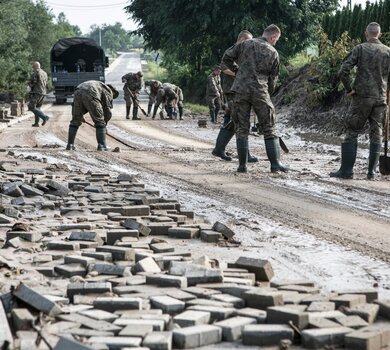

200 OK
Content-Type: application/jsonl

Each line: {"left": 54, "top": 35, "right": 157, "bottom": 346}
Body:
{"left": 213, "top": 65, "right": 221, "bottom": 71}
{"left": 136, "top": 71, "right": 143, "bottom": 77}
{"left": 107, "top": 84, "right": 119, "bottom": 99}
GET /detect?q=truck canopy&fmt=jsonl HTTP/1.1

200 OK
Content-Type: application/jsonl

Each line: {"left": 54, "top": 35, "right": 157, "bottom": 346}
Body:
{"left": 51, "top": 37, "right": 105, "bottom": 73}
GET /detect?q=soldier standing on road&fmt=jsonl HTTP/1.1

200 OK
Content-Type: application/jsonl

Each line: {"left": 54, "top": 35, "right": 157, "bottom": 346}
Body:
{"left": 144, "top": 80, "right": 162, "bottom": 117}
{"left": 222, "top": 24, "right": 288, "bottom": 173}
{"left": 330, "top": 22, "right": 390, "bottom": 180}
{"left": 66, "top": 80, "right": 119, "bottom": 151}
{"left": 206, "top": 66, "right": 223, "bottom": 123}
{"left": 152, "top": 85, "right": 178, "bottom": 120}
{"left": 212, "top": 30, "right": 258, "bottom": 163}
{"left": 122, "top": 71, "right": 143, "bottom": 120}
{"left": 28, "top": 62, "right": 50, "bottom": 127}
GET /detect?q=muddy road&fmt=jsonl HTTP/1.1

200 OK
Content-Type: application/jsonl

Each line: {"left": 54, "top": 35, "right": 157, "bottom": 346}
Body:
{"left": 1, "top": 52, "right": 390, "bottom": 297}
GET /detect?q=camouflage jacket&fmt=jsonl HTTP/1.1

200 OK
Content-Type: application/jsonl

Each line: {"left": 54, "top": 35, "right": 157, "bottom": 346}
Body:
{"left": 206, "top": 73, "right": 222, "bottom": 97}
{"left": 221, "top": 37, "right": 279, "bottom": 107}
{"left": 220, "top": 44, "right": 240, "bottom": 94}
{"left": 145, "top": 80, "right": 162, "bottom": 96}
{"left": 339, "top": 38, "right": 390, "bottom": 101}
{"left": 76, "top": 81, "right": 114, "bottom": 121}
{"left": 122, "top": 73, "right": 142, "bottom": 93}
{"left": 28, "top": 68, "right": 48, "bottom": 95}
{"left": 162, "top": 83, "right": 183, "bottom": 101}
{"left": 156, "top": 86, "right": 178, "bottom": 106}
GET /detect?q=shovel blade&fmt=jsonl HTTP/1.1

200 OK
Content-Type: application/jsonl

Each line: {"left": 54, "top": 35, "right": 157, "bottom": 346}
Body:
{"left": 379, "top": 155, "right": 390, "bottom": 175}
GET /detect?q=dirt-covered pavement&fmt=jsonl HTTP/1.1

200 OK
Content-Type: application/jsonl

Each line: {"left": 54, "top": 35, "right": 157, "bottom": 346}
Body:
{"left": 1, "top": 52, "right": 389, "bottom": 300}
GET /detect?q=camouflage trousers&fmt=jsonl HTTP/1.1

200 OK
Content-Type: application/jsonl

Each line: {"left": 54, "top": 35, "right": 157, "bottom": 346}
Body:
{"left": 124, "top": 91, "right": 138, "bottom": 108}
{"left": 207, "top": 95, "right": 221, "bottom": 113}
{"left": 70, "top": 90, "right": 106, "bottom": 128}
{"left": 28, "top": 93, "right": 45, "bottom": 110}
{"left": 233, "top": 92, "right": 276, "bottom": 139}
{"left": 344, "top": 96, "right": 387, "bottom": 144}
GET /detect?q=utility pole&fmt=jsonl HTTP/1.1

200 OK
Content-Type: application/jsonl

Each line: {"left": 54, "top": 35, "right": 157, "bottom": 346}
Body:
{"left": 99, "top": 27, "right": 102, "bottom": 46}
{"left": 347, "top": 0, "right": 352, "bottom": 11}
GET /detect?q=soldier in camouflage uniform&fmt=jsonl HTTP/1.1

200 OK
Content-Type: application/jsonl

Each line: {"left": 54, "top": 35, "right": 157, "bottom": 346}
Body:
{"left": 222, "top": 24, "right": 288, "bottom": 173}
{"left": 212, "top": 30, "right": 258, "bottom": 164}
{"left": 206, "top": 66, "right": 223, "bottom": 123}
{"left": 144, "top": 80, "right": 162, "bottom": 117}
{"left": 331, "top": 22, "right": 390, "bottom": 180}
{"left": 28, "top": 62, "right": 50, "bottom": 127}
{"left": 66, "top": 80, "right": 119, "bottom": 151}
{"left": 121, "top": 71, "right": 143, "bottom": 120}
{"left": 163, "top": 82, "right": 185, "bottom": 120}
{"left": 152, "top": 84, "right": 179, "bottom": 120}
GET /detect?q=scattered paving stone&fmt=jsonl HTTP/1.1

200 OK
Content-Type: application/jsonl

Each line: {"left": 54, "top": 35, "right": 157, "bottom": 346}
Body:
{"left": 214, "top": 316, "right": 256, "bottom": 341}
{"left": 0, "top": 302, "right": 13, "bottom": 347}
{"left": 119, "top": 324, "right": 153, "bottom": 337}
{"left": 134, "top": 257, "right": 162, "bottom": 274}
{"left": 173, "top": 310, "right": 211, "bottom": 327}
{"left": 267, "top": 305, "right": 309, "bottom": 330}
{"left": 142, "top": 331, "right": 172, "bottom": 350}
{"left": 146, "top": 274, "right": 187, "bottom": 288}
{"left": 54, "top": 336, "right": 94, "bottom": 350}
{"left": 150, "top": 296, "right": 185, "bottom": 315}
{"left": 88, "top": 336, "right": 142, "bottom": 349}
{"left": 231, "top": 256, "right": 274, "bottom": 281}
{"left": 242, "top": 324, "right": 294, "bottom": 346}
{"left": 212, "top": 221, "right": 235, "bottom": 239}
{"left": 93, "top": 297, "right": 143, "bottom": 312}
{"left": 173, "top": 325, "right": 222, "bottom": 349}
{"left": 122, "top": 218, "right": 151, "bottom": 236}
{"left": 301, "top": 327, "right": 354, "bottom": 349}
{"left": 167, "top": 227, "right": 199, "bottom": 239}
{"left": 67, "top": 282, "right": 112, "bottom": 302}
{"left": 200, "top": 229, "right": 222, "bottom": 243}
{"left": 330, "top": 293, "right": 367, "bottom": 308}
{"left": 242, "top": 289, "right": 283, "bottom": 309}
{"left": 106, "top": 230, "right": 139, "bottom": 245}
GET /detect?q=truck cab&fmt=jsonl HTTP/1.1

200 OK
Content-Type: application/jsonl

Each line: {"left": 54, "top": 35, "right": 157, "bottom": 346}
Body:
{"left": 50, "top": 37, "right": 108, "bottom": 104}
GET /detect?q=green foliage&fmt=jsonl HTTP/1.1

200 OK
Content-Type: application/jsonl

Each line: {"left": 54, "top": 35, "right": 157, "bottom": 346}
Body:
{"left": 185, "top": 103, "right": 209, "bottom": 113}
{"left": 323, "top": 0, "right": 390, "bottom": 42}
{"left": 143, "top": 61, "right": 168, "bottom": 81}
{"left": 126, "top": 0, "right": 338, "bottom": 103}
{"left": 0, "top": 0, "right": 79, "bottom": 97}
{"left": 308, "top": 32, "right": 359, "bottom": 105}
{"left": 289, "top": 52, "right": 311, "bottom": 69}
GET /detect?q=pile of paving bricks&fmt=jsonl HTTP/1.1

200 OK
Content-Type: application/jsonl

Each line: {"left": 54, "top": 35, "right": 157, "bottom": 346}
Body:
{"left": 0, "top": 168, "right": 390, "bottom": 350}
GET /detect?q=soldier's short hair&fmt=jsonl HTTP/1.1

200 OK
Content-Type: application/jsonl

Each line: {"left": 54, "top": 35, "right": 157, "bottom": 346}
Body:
{"left": 263, "top": 24, "right": 281, "bottom": 38}
{"left": 107, "top": 84, "right": 119, "bottom": 99}
{"left": 136, "top": 71, "right": 143, "bottom": 77}
{"left": 237, "top": 30, "right": 252, "bottom": 41}
{"left": 213, "top": 65, "right": 221, "bottom": 71}
{"left": 366, "top": 22, "right": 381, "bottom": 37}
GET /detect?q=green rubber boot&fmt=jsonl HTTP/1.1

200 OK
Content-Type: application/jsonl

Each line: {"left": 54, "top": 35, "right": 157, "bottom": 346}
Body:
{"left": 96, "top": 127, "right": 109, "bottom": 151}
{"left": 236, "top": 138, "right": 248, "bottom": 173}
{"left": 247, "top": 148, "right": 258, "bottom": 163}
{"left": 66, "top": 125, "right": 78, "bottom": 150}
{"left": 329, "top": 142, "right": 357, "bottom": 179}
{"left": 212, "top": 127, "right": 234, "bottom": 161}
{"left": 265, "top": 137, "right": 289, "bottom": 173}
{"left": 367, "top": 143, "right": 381, "bottom": 180}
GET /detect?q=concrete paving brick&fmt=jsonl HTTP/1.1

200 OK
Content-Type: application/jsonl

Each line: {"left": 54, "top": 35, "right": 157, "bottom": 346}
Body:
{"left": 211, "top": 293, "right": 245, "bottom": 308}
{"left": 330, "top": 294, "right": 367, "bottom": 308}
{"left": 122, "top": 218, "right": 151, "bottom": 236}
{"left": 79, "top": 309, "right": 118, "bottom": 322}
{"left": 150, "top": 242, "right": 174, "bottom": 253}
{"left": 301, "top": 327, "right": 354, "bottom": 349}
{"left": 58, "top": 223, "right": 93, "bottom": 231}
{"left": 307, "top": 310, "right": 347, "bottom": 322}
{"left": 200, "top": 229, "right": 222, "bottom": 243}
{"left": 13, "top": 284, "right": 62, "bottom": 316}
{"left": 374, "top": 299, "right": 390, "bottom": 320}
{"left": 20, "top": 183, "right": 44, "bottom": 197}
{"left": 271, "top": 279, "right": 316, "bottom": 288}
{"left": 64, "top": 255, "right": 95, "bottom": 267}
{"left": 93, "top": 297, "right": 143, "bottom": 312}
{"left": 114, "top": 318, "right": 165, "bottom": 331}
{"left": 146, "top": 274, "right": 187, "bottom": 289}
{"left": 173, "top": 324, "right": 222, "bottom": 349}
{"left": 92, "top": 263, "right": 130, "bottom": 276}
{"left": 232, "top": 257, "right": 274, "bottom": 281}
{"left": 69, "top": 231, "right": 104, "bottom": 245}
{"left": 59, "top": 313, "right": 121, "bottom": 334}
{"left": 309, "top": 317, "right": 342, "bottom": 329}
{"left": 183, "top": 286, "right": 221, "bottom": 298}
{"left": 3, "top": 183, "right": 24, "bottom": 197}
{"left": 186, "top": 298, "right": 234, "bottom": 308}
{"left": 174, "top": 310, "right": 211, "bottom": 327}
{"left": 360, "top": 324, "right": 390, "bottom": 348}
{"left": 96, "top": 246, "right": 134, "bottom": 261}
{"left": 67, "top": 282, "right": 112, "bottom": 302}
{"left": 166, "top": 289, "right": 196, "bottom": 302}
{"left": 6, "top": 231, "right": 42, "bottom": 242}
{"left": 88, "top": 336, "right": 142, "bottom": 349}
{"left": 121, "top": 205, "right": 150, "bottom": 216}
{"left": 336, "top": 289, "right": 378, "bottom": 303}
{"left": 47, "top": 240, "right": 80, "bottom": 250}
{"left": 119, "top": 324, "right": 153, "bottom": 337}
{"left": 82, "top": 251, "right": 112, "bottom": 261}
{"left": 334, "top": 315, "right": 369, "bottom": 329}
{"left": 242, "top": 289, "right": 283, "bottom": 310}
{"left": 167, "top": 227, "right": 199, "bottom": 239}
{"left": 150, "top": 296, "right": 185, "bottom": 315}
{"left": 11, "top": 308, "right": 35, "bottom": 330}
{"left": 212, "top": 221, "right": 235, "bottom": 239}
{"left": 278, "top": 284, "right": 320, "bottom": 294}
{"left": 234, "top": 307, "right": 267, "bottom": 323}
{"left": 242, "top": 324, "right": 294, "bottom": 346}
{"left": 187, "top": 305, "right": 236, "bottom": 322}
{"left": 214, "top": 316, "right": 256, "bottom": 341}
{"left": 54, "top": 336, "right": 94, "bottom": 350}
{"left": 134, "top": 256, "right": 161, "bottom": 274}
{"left": 345, "top": 303, "right": 380, "bottom": 324}
{"left": 0, "top": 301, "right": 13, "bottom": 347}
{"left": 106, "top": 230, "right": 139, "bottom": 245}
{"left": 169, "top": 262, "right": 223, "bottom": 286}
{"left": 147, "top": 222, "right": 177, "bottom": 235}
{"left": 46, "top": 180, "right": 69, "bottom": 195}
{"left": 345, "top": 330, "right": 382, "bottom": 350}
{"left": 267, "top": 306, "right": 309, "bottom": 330}
{"left": 307, "top": 301, "right": 336, "bottom": 312}
{"left": 142, "top": 331, "right": 172, "bottom": 350}
{"left": 54, "top": 263, "right": 86, "bottom": 278}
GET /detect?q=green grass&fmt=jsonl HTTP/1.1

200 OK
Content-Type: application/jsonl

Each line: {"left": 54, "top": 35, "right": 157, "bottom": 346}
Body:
{"left": 142, "top": 61, "right": 168, "bottom": 81}
{"left": 185, "top": 103, "right": 208, "bottom": 113}
{"left": 288, "top": 52, "right": 311, "bottom": 68}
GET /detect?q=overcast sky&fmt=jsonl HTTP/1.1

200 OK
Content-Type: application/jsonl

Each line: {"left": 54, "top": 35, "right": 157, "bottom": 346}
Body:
{"left": 45, "top": 0, "right": 375, "bottom": 35}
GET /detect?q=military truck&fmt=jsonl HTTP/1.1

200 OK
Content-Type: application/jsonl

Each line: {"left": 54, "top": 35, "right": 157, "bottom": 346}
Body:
{"left": 50, "top": 37, "right": 109, "bottom": 104}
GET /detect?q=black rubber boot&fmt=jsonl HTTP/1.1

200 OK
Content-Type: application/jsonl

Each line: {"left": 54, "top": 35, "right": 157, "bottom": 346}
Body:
{"left": 367, "top": 143, "right": 381, "bottom": 180}
{"left": 214, "top": 108, "right": 220, "bottom": 123}
{"left": 126, "top": 106, "right": 130, "bottom": 119}
{"left": 236, "top": 138, "right": 248, "bottom": 173}
{"left": 329, "top": 142, "right": 357, "bottom": 179}
{"left": 32, "top": 115, "right": 40, "bottom": 127}
{"left": 179, "top": 106, "right": 183, "bottom": 120}
{"left": 210, "top": 110, "right": 215, "bottom": 123}
{"left": 212, "top": 127, "right": 234, "bottom": 161}
{"left": 147, "top": 104, "right": 152, "bottom": 117}
{"left": 265, "top": 137, "right": 289, "bottom": 173}
{"left": 132, "top": 107, "right": 140, "bottom": 120}
{"left": 66, "top": 125, "right": 78, "bottom": 150}
{"left": 247, "top": 148, "right": 258, "bottom": 163}
{"left": 96, "top": 127, "right": 109, "bottom": 151}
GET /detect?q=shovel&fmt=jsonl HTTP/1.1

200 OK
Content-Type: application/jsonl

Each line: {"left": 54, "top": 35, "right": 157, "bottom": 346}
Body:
{"left": 379, "top": 92, "right": 390, "bottom": 175}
